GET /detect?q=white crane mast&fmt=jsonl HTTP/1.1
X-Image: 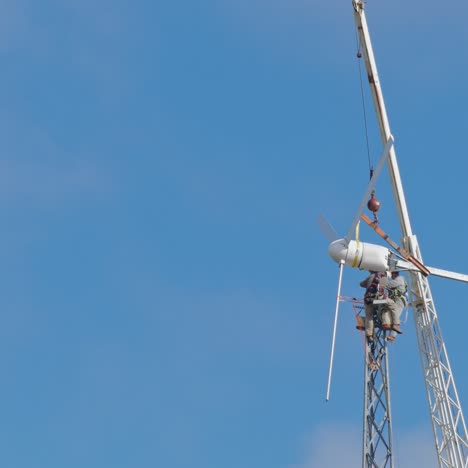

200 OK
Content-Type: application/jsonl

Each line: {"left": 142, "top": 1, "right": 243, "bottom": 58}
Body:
{"left": 352, "top": 1, "right": 468, "bottom": 466}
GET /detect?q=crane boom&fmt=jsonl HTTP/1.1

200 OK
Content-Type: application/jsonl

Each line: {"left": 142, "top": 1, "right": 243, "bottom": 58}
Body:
{"left": 352, "top": 1, "right": 468, "bottom": 466}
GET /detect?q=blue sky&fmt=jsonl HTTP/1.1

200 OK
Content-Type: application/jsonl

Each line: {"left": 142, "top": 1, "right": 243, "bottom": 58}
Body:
{"left": 0, "top": 0, "right": 467, "bottom": 467}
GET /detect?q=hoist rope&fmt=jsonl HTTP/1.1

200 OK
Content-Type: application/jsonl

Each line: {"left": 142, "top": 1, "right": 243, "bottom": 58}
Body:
{"left": 355, "top": 33, "right": 373, "bottom": 176}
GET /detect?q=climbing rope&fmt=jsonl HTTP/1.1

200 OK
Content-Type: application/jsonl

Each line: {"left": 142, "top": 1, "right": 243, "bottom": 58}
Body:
{"left": 355, "top": 32, "right": 373, "bottom": 179}
{"left": 356, "top": 34, "right": 381, "bottom": 225}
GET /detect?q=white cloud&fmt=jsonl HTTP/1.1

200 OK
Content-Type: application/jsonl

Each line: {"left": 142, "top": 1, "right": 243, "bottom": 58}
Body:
{"left": 291, "top": 422, "right": 438, "bottom": 468}
{"left": 393, "top": 428, "right": 438, "bottom": 468}
{"left": 289, "top": 423, "right": 361, "bottom": 468}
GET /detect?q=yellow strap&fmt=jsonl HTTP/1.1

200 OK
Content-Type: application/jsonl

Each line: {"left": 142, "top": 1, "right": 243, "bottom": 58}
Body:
{"left": 352, "top": 221, "right": 360, "bottom": 268}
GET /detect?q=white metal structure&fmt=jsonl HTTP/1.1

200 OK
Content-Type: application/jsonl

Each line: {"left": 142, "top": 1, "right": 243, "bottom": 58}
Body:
{"left": 352, "top": 1, "right": 468, "bottom": 466}
{"left": 363, "top": 322, "right": 393, "bottom": 467}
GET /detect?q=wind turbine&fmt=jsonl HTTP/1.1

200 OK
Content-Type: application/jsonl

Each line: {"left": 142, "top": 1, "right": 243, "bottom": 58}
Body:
{"left": 321, "top": 1, "right": 468, "bottom": 466}
{"left": 321, "top": 133, "right": 468, "bottom": 404}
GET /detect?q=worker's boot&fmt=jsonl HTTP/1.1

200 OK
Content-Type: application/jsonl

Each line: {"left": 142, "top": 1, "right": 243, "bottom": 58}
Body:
{"left": 380, "top": 311, "right": 391, "bottom": 329}
{"left": 366, "top": 335, "right": 374, "bottom": 343}
{"left": 392, "top": 324, "right": 403, "bottom": 334}
{"left": 355, "top": 315, "right": 365, "bottom": 331}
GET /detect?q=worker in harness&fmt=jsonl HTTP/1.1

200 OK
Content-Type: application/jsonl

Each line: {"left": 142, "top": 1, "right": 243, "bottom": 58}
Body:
{"left": 380, "top": 270, "right": 408, "bottom": 340}
{"left": 360, "top": 271, "right": 386, "bottom": 343}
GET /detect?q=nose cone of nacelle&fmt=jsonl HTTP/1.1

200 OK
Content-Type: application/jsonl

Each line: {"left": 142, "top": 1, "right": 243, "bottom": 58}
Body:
{"left": 328, "top": 239, "right": 347, "bottom": 265}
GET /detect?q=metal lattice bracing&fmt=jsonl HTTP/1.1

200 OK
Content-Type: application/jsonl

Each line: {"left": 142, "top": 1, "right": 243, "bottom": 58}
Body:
{"left": 404, "top": 235, "right": 468, "bottom": 467}
{"left": 347, "top": 298, "right": 394, "bottom": 467}
{"left": 352, "top": 1, "right": 468, "bottom": 465}
{"left": 363, "top": 326, "right": 393, "bottom": 468}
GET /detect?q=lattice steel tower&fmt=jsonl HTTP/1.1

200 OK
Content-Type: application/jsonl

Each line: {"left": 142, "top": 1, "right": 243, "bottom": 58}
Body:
{"left": 353, "top": 1, "right": 468, "bottom": 466}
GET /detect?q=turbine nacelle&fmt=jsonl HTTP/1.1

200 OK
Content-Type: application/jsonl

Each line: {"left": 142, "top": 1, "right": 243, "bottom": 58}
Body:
{"left": 328, "top": 238, "right": 390, "bottom": 272}
{"left": 322, "top": 133, "right": 468, "bottom": 403}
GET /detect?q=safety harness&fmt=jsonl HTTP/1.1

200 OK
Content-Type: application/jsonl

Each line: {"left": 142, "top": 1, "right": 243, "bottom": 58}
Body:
{"left": 388, "top": 283, "right": 408, "bottom": 303}
{"left": 364, "top": 273, "right": 385, "bottom": 305}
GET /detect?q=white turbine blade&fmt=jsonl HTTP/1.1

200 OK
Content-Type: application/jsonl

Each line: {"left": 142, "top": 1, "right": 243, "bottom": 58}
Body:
{"left": 317, "top": 214, "right": 339, "bottom": 242}
{"left": 394, "top": 259, "right": 418, "bottom": 271}
{"left": 326, "top": 260, "right": 344, "bottom": 402}
{"left": 394, "top": 260, "right": 468, "bottom": 283}
{"left": 345, "top": 135, "right": 394, "bottom": 244}
{"left": 426, "top": 266, "right": 468, "bottom": 284}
